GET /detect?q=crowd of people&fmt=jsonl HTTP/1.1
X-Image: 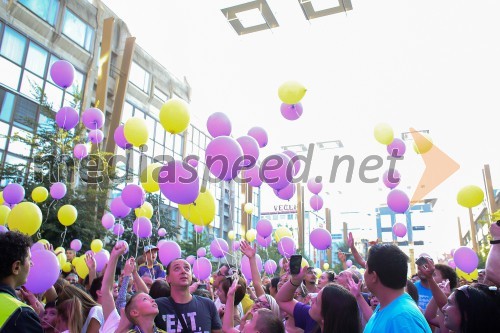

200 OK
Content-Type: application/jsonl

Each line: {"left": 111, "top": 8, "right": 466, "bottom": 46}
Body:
{"left": 1, "top": 230, "right": 499, "bottom": 333}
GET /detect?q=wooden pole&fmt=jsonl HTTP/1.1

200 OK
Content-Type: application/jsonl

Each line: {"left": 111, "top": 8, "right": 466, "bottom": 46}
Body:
{"left": 457, "top": 217, "right": 464, "bottom": 246}
{"left": 483, "top": 164, "right": 497, "bottom": 226}
{"left": 468, "top": 208, "right": 479, "bottom": 253}
{"left": 297, "top": 183, "right": 304, "bottom": 254}
{"left": 325, "top": 208, "right": 332, "bottom": 267}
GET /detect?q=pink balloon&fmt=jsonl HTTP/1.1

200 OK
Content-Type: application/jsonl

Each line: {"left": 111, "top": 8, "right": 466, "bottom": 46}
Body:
{"left": 133, "top": 217, "right": 152, "bottom": 238}
{"left": 50, "top": 60, "right": 74, "bottom": 89}
{"left": 256, "top": 234, "right": 272, "bottom": 248}
{"left": 158, "top": 228, "right": 166, "bottom": 237}
{"left": 73, "top": 144, "right": 88, "bottom": 160}
{"left": 101, "top": 213, "right": 115, "bottom": 229}
{"left": 264, "top": 260, "right": 278, "bottom": 275}
{"left": 310, "top": 228, "right": 332, "bottom": 250}
{"left": 186, "top": 157, "right": 198, "bottom": 168}
{"left": 278, "top": 237, "right": 296, "bottom": 258}
{"left": 0, "top": 225, "right": 8, "bottom": 233}
{"left": 346, "top": 259, "right": 353, "bottom": 268}
{"left": 256, "top": 219, "right": 273, "bottom": 238}
{"left": 310, "top": 195, "right": 324, "bottom": 211}
{"left": 186, "top": 255, "right": 196, "bottom": 265}
{"left": 387, "top": 189, "right": 410, "bottom": 213}
{"left": 392, "top": 222, "right": 407, "bottom": 237}
{"left": 110, "top": 196, "right": 131, "bottom": 218}
{"left": 382, "top": 169, "right": 401, "bottom": 189}
{"left": 116, "top": 240, "right": 129, "bottom": 253}
{"left": 236, "top": 136, "right": 259, "bottom": 168}
{"left": 307, "top": 177, "right": 323, "bottom": 195}
{"left": 121, "top": 184, "right": 145, "bottom": 209}
{"left": 244, "top": 165, "right": 262, "bottom": 188}
{"left": 88, "top": 129, "right": 104, "bottom": 144}
{"left": 261, "top": 153, "right": 292, "bottom": 191}
{"left": 205, "top": 136, "right": 244, "bottom": 181}
{"left": 197, "top": 247, "right": 207, "bottom": 257}
{"left": 280, "top": 103, "right": 303, "bottom": 121}
{"left": 194, "top": 225, "right": 204, "bottom": 233}
{"left": 387, "top": 138, "right": 406, "bottom": 158}
{"left": 232, "top": 241, "right": 241, "bottom": 251}
{"left": 193, "top": 257, "right": 212, "bottom": 280}
{"left": 274, "top": 182, "right": 296, "bottom": 200}
{"left": 158, "top": 241, "right": 182, "bottom": 266}
{"left": 70, "top": 239, "right": 82, "bottom": 251}
{"left": 113, "top": 223, "right": 125, "bottom": 236}
{"left": 241, "top": 254, "right": 263, "bottom": 280}
{"left": 159, "top": 160, "right": 199, "bottom": 204}
{"left": 82, "top": 107, "right": 104, "bottom": 130}
{"left": 114, "top": 125, "right": 132, "bottom": 150}
{"left": 450, "top": 249, "right": 456, "bottom": 257}
{"left": 31, "top": 242, "right": 45, "bottom": 252}
{"left": 56, "top": 107, "right": 79, "bottom": 130}
{"left": 3, "top": 183, "right": 25, "bottom": 204}
{"left": 24, "top": 250, "right": 60, "bottom": 294}
{"left": 207, "top": 112, "right": 232, "bottom": 138}
{"left": 248, "top": 127, "right": 268, "bottom": 148}
{"left": 282, "top": 150, "right": 300, "bottom": 176}
{"left": 210, "top": 238, "right": 229, "bottom": 259}
{"left": 94, "top": 250, "right": 110, "bottom": 273}
{"left": 448, "top": 259, "right": 456, "bottom": 269}
{"left": 453, "top": 246, "right": 478, "bottom": 274}
{"left": 50, "top": 182, "right": 67, "bottom": 200}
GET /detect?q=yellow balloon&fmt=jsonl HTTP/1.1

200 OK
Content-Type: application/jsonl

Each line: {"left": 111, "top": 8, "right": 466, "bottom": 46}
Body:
{"left": 314, "top": 268, "right": 322, "bottom": 279}
{"left": 135, "top": 201, "right": 154, "bottom": 219}
{"left": 244, "top": 203, "right": 254, "bottom": 215}
{"left": 301, "top": 258, "right": 308, "bottom": 268}
{"left": 55, "top": 246, "right": 65, "bottom": 254}
{"left": 0, "top": 192, "right": 4, "bottom": 205}
{"left": 274, "top": 226, "right": 292, "bottom": 243}
{"left": 228, "top": 230, "right": 235, "bottom": 240}
{"left": 413, "top": 133, "right": 433, "bottom": 154}
{"left": 7, "top": 202, "right": 42, "bottom": 236}
{"left": 91, "top": 239, "right": 103, "bottom": 253}
{"left": 159, "top": 99, "right": 190, "bottom": 134}
{"left": 140, "top": 163, "right": 162, "bottom": 193}
{"left": 374, "top": 123, "right": 394, "bottom": 145}
{"left": 209, "top": 276, "right": 214, "bottom": 284}
{"left": 323, "top": 263, "right": 330, "bottom": 270}
{"left": 278, "top": 81, "right": 307, "bottom": 104}
{"left": 0, "top": 205, "right": 10, "bottom": 225}
{"left": 31, "top": 186, "right": 48, "bottom": 203}
{"left": 58, "top": 205, "right": 77, "bottom": 226}
{"left": 37, "top": 239, "right": 49, "bottom": 245}
{"left": 179, "top": 191, "right": 215, "bottom": 226}
{"left": 57, "top": 252, "right": 67, "bottom": 268}
{"left": 457, "top": 185, "right": 484, "bottom": 208}
{"left": 62, "top": 262, "right": 72, "bottom": 273}
{"left": 246, "top": 229, "right": 257, "bottom": 242}
{"left": 73, "top": 256, "right": 89, "bottom": 279}
{"left": 456, "top": 268, "right": 478, "bottom": 282}
{"left": 124, "top": 117, "right": 149, "bottom": 147}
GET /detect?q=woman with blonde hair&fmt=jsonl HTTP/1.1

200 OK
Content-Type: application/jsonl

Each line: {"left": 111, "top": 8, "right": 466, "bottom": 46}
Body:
{"left": 58, "top": 284, "right": 103, "bottom": 333}
{"left": 56, "top": 297, "right": 84, "bottom": 333}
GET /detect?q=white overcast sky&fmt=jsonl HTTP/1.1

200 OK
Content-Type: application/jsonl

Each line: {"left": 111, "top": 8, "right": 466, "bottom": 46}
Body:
{"left": 102, "top": 0, "right": 500, "bottom": 257}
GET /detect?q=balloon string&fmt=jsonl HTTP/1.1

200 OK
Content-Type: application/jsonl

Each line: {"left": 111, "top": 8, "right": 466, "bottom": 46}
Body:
{"left": 41, "top": 199, "right": 56, "bottom": 233}
{"left": 94, "top": 122, "right": 102, "bottom": 192}
{"left": 138, "top": 145, "right": 144, "bottom": 186}
{"left": 156, "top": 194, "right": 161, "bottom": 229}
{"left": 60, "top": 227, "right": 68, "bottom": 247}
{"left": 117, "top": 218, "right": 122, "bottom": 242}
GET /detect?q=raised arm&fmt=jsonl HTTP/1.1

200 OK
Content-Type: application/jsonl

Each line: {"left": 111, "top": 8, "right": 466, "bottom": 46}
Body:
{"left": 222, "top": 279, "right": 240, "bottom": 333}
{"left": 102, "top": 242, "right": 126, "bottom": 321}
{"left": 85, "top": 252, "right": 97, "bottom": 288}
{"left": 275, "top": 267, "right": 307, "bottom": 316}
{"left": 348, "top": 232, "right": 366, "bottom": 268}
{"left": 418, "top": 258, "right": 448, "bottom": 309}
{"left": 347, "top": 276, "right": 372, "bottom": 322}
{"left": 132, "top": 266, "right": 149, "bottom": 294}
{"left": 240, "top": 241, "right": 265, "bottom": 297}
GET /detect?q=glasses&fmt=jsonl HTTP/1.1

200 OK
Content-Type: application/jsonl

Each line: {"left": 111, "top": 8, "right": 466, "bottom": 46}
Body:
{"left": 457, "top": 285, "right": 470, "bottom": 298}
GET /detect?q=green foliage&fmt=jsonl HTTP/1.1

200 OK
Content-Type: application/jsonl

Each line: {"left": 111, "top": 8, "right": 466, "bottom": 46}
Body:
{"left": 177, "top": 230, "right": 212, "bottom": 260}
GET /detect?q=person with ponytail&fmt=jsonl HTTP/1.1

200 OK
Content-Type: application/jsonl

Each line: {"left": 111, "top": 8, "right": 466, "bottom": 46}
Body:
{"left": 56, "top": 297, "right": 84, "bottom": 333}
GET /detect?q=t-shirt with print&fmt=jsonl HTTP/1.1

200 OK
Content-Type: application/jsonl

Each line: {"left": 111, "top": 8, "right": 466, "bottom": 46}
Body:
{"left": 154, "top": 295, "right": 222, "bottom": 333}
{"left": 414, "top": 281, "right": 432, "bottom": 311}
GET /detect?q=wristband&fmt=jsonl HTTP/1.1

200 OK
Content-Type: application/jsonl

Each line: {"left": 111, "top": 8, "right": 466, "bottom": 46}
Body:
{"left": 290, "top": 280, "right": 301, "bottom": 287}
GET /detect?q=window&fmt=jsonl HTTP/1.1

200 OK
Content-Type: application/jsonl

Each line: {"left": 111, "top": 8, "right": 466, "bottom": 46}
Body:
{"left": 18, "top": 0, "right": 59, "bottom": 26}
{"left": 122, "top": 102, "right": 133, "bottom": 123}
{"left": 20, "top": 71, "right": 43, "bottom": 98}
{"left": 62, "top": 9, "right": 93, "bottom": 51}
{"left": 129, "top": 62, "right": 150, "bottom": 93}
{"left": 0, "top": 121, "right": 9, "bottom": 149}
{"left": 44, "top": 82, "right": 64, "bottom": 111}
{"left": 25, "top": 42, "right": 48, "bottom": 77}
{"left": 0, "top": 57, "right": 21, "bottom": 90}
{"left": 154, "top": 87, "right": 168, "bottom": 102}
{"left": 0, "top": 89, "right": 15, "bottom": 123}
{"left": 9, "top": 127, "right": 32, "bottom": 157}
{"left": 174, "top": 134, "right": 183, "bottom": 155}
{"left": 13, "top": 97, "right": 38, "bottom": 131}
{"left": 0, "top": 27, "right": 27, "bottom": 65}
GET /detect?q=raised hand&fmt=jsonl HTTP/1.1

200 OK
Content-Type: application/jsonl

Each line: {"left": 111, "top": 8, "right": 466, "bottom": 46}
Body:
{"left": 438, "top": 279, "right": 451, "bottom": 296}
{"left": 111, "top": 242, "right": 127, "bottom": 258}
{"left": 417, "top": 257, "right": 435, "bottom": 279}
{"left": 348, "top": 232, "right": 354, "bottom": 248}
{"left": 85, "top": 252, "right": 96, "bottom": 270}
{"left": 240, "top": 240, "right": 256, "bottom": 258}
{"left": 347, "top": 276, "right": 362, "bottom": 298}
{"left": 123, "top": 257, "right": 136, "bottom": 276}
{"left": 228, "top": 277, "right": 239, "bottom": 297}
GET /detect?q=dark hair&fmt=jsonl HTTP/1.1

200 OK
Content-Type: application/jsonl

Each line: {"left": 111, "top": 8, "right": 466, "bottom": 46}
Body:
{"left": 324, "top": 271, "right": 336, "bottom": 282}
{"left": 435, "top": 264, "right": 458, "bottom": 290}
{"left": 405, "top": 280, "right": 419, "bottom": 304}
{"left": 45, "top": 301, "right": 57, "bottom": 309}
{"left": 271, "top": 277, "right": 280, "bottom": 289}
{"left": 254, "top": 308, "right": 285, "bottom": 333}
{"left": 89, "top": 276, "right": 103, "bottom": 301}
{"left": 366, "top": 244, "right": 408, "bottom": 289}
{"left": 454, "top": 285, "right": 500, "bottom": 333}
{"left": 0, "top": 231, "right": 32, "bottom": 280}
{"left": 149, "top": 279, "right": 170, "bottom": 299}
{"left": 125, "top": 292, "right": 142, "bottom": 324}
{"left": 221, "top": 276, "right": 246, "bottom": 306}
{"left": 165, "top": 258, "right": 185, "bottom": 275}
{"left": 193, "top": 288, "right": 212, "bottom": 300}
{"left": 320, "top": 284, "right": 361, "bottom": 333}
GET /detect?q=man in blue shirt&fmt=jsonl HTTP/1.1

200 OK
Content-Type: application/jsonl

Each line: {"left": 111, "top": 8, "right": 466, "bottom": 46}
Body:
{"left": 363, "top": 244, "right": 431, "bottom": 333}
{"left": 138, "top": 245, "right": 166, "bottom": 279}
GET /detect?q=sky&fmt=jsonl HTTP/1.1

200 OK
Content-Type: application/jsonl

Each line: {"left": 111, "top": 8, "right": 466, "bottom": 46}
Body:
{"left": 101, "top": 0, "right": 500, "bottom": 259}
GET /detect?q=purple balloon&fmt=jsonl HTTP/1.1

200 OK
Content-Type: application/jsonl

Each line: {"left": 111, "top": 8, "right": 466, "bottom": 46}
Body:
{"left": 256, "top": 219, "right": 273, "bottom": 238}
{"left": 453, "top": 246, "right": 479, "bottom": 274}
{"left": 232, "top": 240, "right": 241, "bottom": 251}
{"left": 82, "top": 107, "right": 104, "bottom": 130}
{"left": 274, "top": 182, "right": 296, "bottom": 200}
{"left": 50, "top": 60, "right": 74, "bottom": 89}
{"left": 307, "top": 177, "right": 323, "bottom": 195}
{"left": 282, "top": 150, "right": 300, "bottom": 176}
{"left": 159, "top": 160, "right": 199, "bottom": 204}
{"left": 94, "top": 250, "right": 110, "bottom": 273}
{"left": 278, "top": 236, "right": 296, "bottom": 258}
{"left": 448, "top": 259, "right": 456, "bottom": 269}
{"left": 110, "top": 196, "right": 131, "bottom": 218}
{"left": 114, "top": 125, "right": 132, "bottom": 150}
{"left": 450, "top": 249, "right": 456, "bottom": 257}
{"left": 101, "top": 213, "right": 115, "bottom": 229}
{"left": 121, "top": 184, "right": 145, "bottom": 209}
{"left": 382, "top": 169, "right": 401, "bottom": 189}
{"left": 310, "top": 228, "right": 332, "bottom": 250}
{"left": 113, "top": 223, "right": 125, "bottom": 236}
{"left": 3, "top": 183, "right": 25, "bottom": 204}
{"left": 248, "top": 127, "right": 268, "bottom": 148}
{"left": 0, "top": 225, "right": 8, "bottom": 233}
{"left": 210, "top": 238, "right": 229, "bottom": 259}
{"left": 244, "top": 165, "right": 262, "bottom": 188}
{"left": 24, "top": 250, "right": 60, "bottom": 294}
{"left": 205, "top": 136, "right": 244, "bottom": 181}
{"left": 73, "top": 144, "right": 88, "bottom": 160}
{"left": 158, "top": 228, "right": 166, "bottom": 237}
{"left": 392, "top": 222, "right": 407, "bottom": 237}
{"left": 207, "top": 112, "right": 232, "bottom": 138}
{"left": 88, "top": 129, "right": 104, "bottom": 144}
{"left": 197, "top": 247, "right": 207, "bottom": 257}
{"left": 346, "top": 259, "right": 353, "bottom": 268}
{"left": 133, "top": 217, "right": 152, "bottom": 238}
{"left": 50, "top": 182, "right": 67, "bottom": 200}
{"left": 387, "top": 138, "right": 406, "bottom": 158}
{"left": 186, "top": 157, "right": 198, "bottom": 168}
{"left": 158, "top": 241, "right": 182, "bottom": 266}
{"left": 31, "top": 242, "right": 45, "bottom": 252}
{"left": 310, "top": 195, "right": 324, "bottom": 211}
{"left": 261, "top": 153, "right": 292, "bottom": 191}
{"left": 194, "top": 225, "right": 204, "bottom": 233}
{"left": 256, "top": 234, "right": 272, "bottom": 248}
{"left": 116, "top": 240, "right": 129, "bottom": 253}
{"left": 387, "top": 189, "right": 410, "bottom": 213}
{"left": 264, "top": 260, "right": 278, "bottom": 275}
{"left": 70, "top": 239, "right": 82, "bottom": 252}
{"left": 280, "top": 103, "right": 303, "bottom": 121}
{"left": 193, "top": 257, "right": 212, "bottom": 280}
{"left": 236, "top": 136, "right": 259, "bottom": 168}
{"left": 186, "top": 255, "right": 196, "bottom": 265}
{"left": 241, "top": 254, "right": 263, "bottom": 280}
{"left": 56, "top": 107, "right": 79, "bottom": 130}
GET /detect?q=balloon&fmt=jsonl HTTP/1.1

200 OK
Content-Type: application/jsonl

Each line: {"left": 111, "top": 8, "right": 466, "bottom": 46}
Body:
{"left": 307, "top": 177, "right": 323, "bottom": 195}
{"left": 157, "top": 228, "right": 166, "bottom": 237}
{"left": 158, "top": 241, "right": 181, "bottom": 266}
{"left": 314, "top": 268, "right": 322, "bottom": 279}
{"left": 247, "top": 126, "right": 268, "bottom": 148}
{"left": 50, "top": 182, "right": 67, "bottom": 200}
{"left": 392, "top": 222, "right": 407, "bottom": 237}
{"left": 58, "top": 204, "right": 77, "bottom": 226}
{"left": 62, "top": 262, "right": 72, "bottom": 273}
{"left": 101, "top": 213, "right": 115, "bottom": 229}
{"left": 274, "top": 227, "right": 292, "bottom": 243}
{"left": 133, "top": 217, "right": 152, "bottom": 238}
{"left": 70, "top": 239, "right": 82, "bottom": 252}
{"left": 387, "top": 189, "right": 409, "bottom": 213}
{"left": 31, "top": 242, "right": 45, "bottom": 252}
{"left": 241, "top": 254, "right": 263, "bottom": 280}
{"left": 122, "top": 184, "right": 146, "bottom": 209}
{"left": 228, "top": 230, "right": 235, "bottom": 240}
{"left": 280, "top": 103, "right": 303, "bottom": 121}
{"left": 210, "top": 238, "right": 229, "bottom": 259}
{"left": 110, "top": 196, "right": 131, "bottom": 218}
{"left": 160, "top": 99, "right": 190, "bottom": 134}
{"left": 135, "top": 202, "right": 154, "bottom": 219}
{"left": 382, "top": 169, "right": 401, "bottom": 189}
{"left": 448, "top": 259, "right": 456, "bottom": 269}
{"left": 193, "top": 257, "right": 212, "bottom": 280}
{"left": 346, "top": 259, "right": 353, "bottom": 268}
{"left": 7, "top": 202, "right": 42, "bottom": 236}
{"left": 236, "top": 136, "right": 259, "bottom": 168}
{"left": 278, "top": 236, "right": 296, "bottom": 258}
{"left": 194, "top": 225, "right": 204, "bottom": 233}
{"left": 140, "top": 163, "right": 162, "bottom": 193}
{"left": 3, "top": 183, "right": 25, "bottom": 204}
{"left": 323, "top": 263, "right": 330, "bottom": 270}
{"left": 196, "top": 247, "right": 206, "bottom": 257}
{"left": 0, "top": 192, "right": 3, "bottom": 205}
{"left": 387, "top": 138, "right": 406, "bottom": 157}
{"left": 124, "top": 117, "right": 148, "bottom": 147}
{"left": 94, "top": 250, "right": 110, "bottom": 272}
{"left": 310, "top": 195, "right": 323, "bottom": 211}
{"left": 114, "top": 124, "right": 132, "bottom": 150}
{"left": 243, "top": 165, "right": 262, "bottom": 188}
{"left": 187, "top": 157, "right": 198, "bottom": 168}
{"left": 186, "top": 255, "right": 196, "bottom": 265}
{"left": 88, "top": 129, "right": 104, "bottom": 144}
{"left": 374, "top": 123, "right": 394, "bottom": 145}
{"left": 0, "top": 205, "right": 10, "bottom": 225}
{"left": 178, "top": 190, "right": 215, "bottom": 226}
{"left": 232, "top": 240, "right": 240, "bottom": 251}
{"left": 73, "top": 144, "right": 88, "bottom": 160}
{"left": 50, "top": 60, "right": 74, "bottom": 89}
{"left": 113, "top": 223, "right": 124, "bottom": 236}
{"left": 453, "top": 246, "right": 479, "bottom": 274}
{"left": 0, "top": 225, "right": 8, "bottom": 233}
{"left": 159, "top": 160, "right": 199, "bottom": 204}
{"left": 55, "top": 107, "right": 79, "bottom": 130}
{"left": 207, "top": 112, "right": 231, "bottom": 138}
{"left": 205, "top": 136, "right": 244, "bottom": 181}
{"left": 91, "top": 239, "right": 103, "bottom": 253}
{"left": 413, "top": 133, "right": 433, "bottom": 154}
{"left": 264, "top": 260, "right": 278, "bottom": 275}
{"left": 73, "top": 256, "right": 89, "bottom": 279}
{"left": 456, "top": 268, "right": 478, "bottom": 282}
{"left": 246, "top": 229, "right": 257, "bottom": 243}
{"left": 244, "top": 203, "right": 254, "bottom": 215}
{"left": 274, "top": 182, "right": 296, "bottom": 200}
{"left": 262, "top": 153, "right": 292, "bottom": 191}
{"left": 278, "top": 81, "right": 306, "bottom": 104}
{"left": 24, "top": 250, "right": 60, "bottom": 294}
{"left": 82, "top": 107, "right": 104, "bottom": 130}
{"left": 282, "top": 150, "right": 300, "bottom": 176}
{"left": 450, "top": 249, "right": 456, "bottom": 257}
{"left": 256, "top": 234, "right": 272, "bottom": 248}
{"left": 457, "top": 185, "right": 484, "bottom": 208}
{"left": 256, "top": 219, "right": 273, "bottom": 238}
{"left": 310, "top": 228, "right": 332, "bottom": 250}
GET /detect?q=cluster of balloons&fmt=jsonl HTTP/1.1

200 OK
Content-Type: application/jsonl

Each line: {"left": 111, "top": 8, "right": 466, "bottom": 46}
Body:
{"left": 307, "top": 177, "right": 324, "bottom": 211}
{"left": 278, "top": 81, "right": 307, "bottom": 121}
